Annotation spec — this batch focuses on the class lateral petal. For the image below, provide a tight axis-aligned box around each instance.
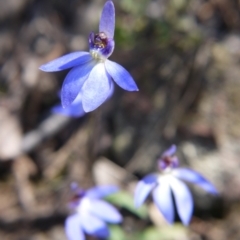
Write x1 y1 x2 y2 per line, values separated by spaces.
168 176 193 225
105 60 139 91
99 1 115 39
61 61 95 108
162 145 177 157
89 199 122 223
86 185 119 199
172 168 218 194
65 214 85 240
39 52 92 72
152 177 174 224
52 93 86 118
82 63 111 112
134 174 158 208
80 213 109 239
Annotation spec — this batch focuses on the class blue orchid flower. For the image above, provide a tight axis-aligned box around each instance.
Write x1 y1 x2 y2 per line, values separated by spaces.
134 145 218 225
40 0 138 113
65 183 122 240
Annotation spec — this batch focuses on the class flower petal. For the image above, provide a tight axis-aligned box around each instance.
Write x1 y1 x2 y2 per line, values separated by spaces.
134 174 158 208
52 93 86 118
65 214 85 240
168 176 193 225
82 63 111 112
162 145 177 157
89 199 122 223
52 104 85 118
86 185 119 199
172 168 218 194
39 52 92 72
99 1 115 39
105 60 139 91
80 213 109 238
152 177 174 224
61 61 95 108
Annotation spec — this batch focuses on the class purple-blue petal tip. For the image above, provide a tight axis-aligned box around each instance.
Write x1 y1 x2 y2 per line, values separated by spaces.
162 144 177 157
99 1 115 39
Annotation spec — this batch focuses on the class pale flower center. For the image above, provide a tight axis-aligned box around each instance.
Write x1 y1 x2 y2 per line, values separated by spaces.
76 197 91 215
90 49 106 62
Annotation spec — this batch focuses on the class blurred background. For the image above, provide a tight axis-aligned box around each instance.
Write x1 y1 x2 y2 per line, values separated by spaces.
1 0 240 239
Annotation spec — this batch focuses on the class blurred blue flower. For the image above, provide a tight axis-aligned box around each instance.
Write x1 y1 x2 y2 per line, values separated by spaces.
65 183 122 240
40 0 138 113
52 93 85 118
134 145 218 225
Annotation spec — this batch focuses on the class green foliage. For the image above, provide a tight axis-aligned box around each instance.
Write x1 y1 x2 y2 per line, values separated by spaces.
140 225 188 240
108 224 188 240
120 0 149 15
114 24 136 48
108 225 126 240
105 191 148 219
